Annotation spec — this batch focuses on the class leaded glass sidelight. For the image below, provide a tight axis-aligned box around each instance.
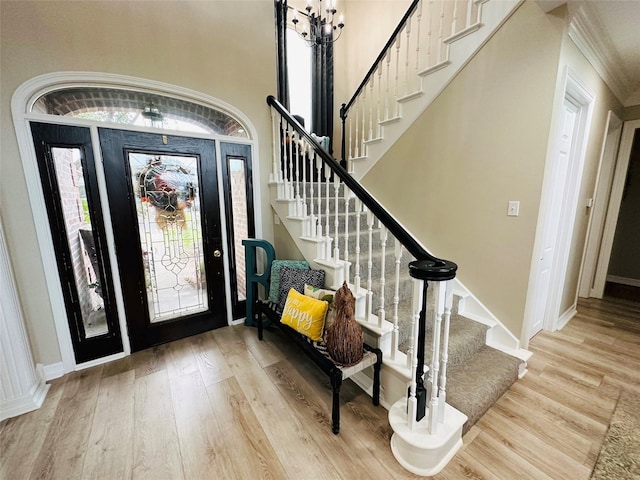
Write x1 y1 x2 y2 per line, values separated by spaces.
229 158 249 301
128 153 208 323
51 147 109 338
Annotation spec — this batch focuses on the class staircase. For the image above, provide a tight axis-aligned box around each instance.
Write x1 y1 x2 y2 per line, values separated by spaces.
276 182 522 434
266 0 530 474
340 0 523 180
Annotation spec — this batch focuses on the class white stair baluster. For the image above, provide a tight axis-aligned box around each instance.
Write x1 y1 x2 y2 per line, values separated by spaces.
293 132 301 215
333 179 340 262
316 154 323 240
354 98 360 158
282 122 290 200
301 141 308 219
408 304 420 431
415 0 423 75
343 187 351 283
466 0 473 29
368 77 374 141
309 151 316 237
354 198 362 292
451 0 459 36
361 88 367 154
325 167 332 259
437 0 446 65
391 241 403 361
376 65 382 138
270 110 278 183
428 281 444 434
394 33 401 117
427 0 434 69
348 112 353 168
378 225 388 327
385 50 392 121
404 16 412 96
366 209 374 321
438 279 453 422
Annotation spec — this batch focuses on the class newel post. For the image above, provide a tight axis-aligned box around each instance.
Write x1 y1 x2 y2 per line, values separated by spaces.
408 258 457 423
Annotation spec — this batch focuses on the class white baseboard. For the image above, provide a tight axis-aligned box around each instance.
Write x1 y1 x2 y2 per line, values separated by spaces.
76 352 126 371
42 362 65 381
0 376 50 421
606 275 640 287
556 306 578 331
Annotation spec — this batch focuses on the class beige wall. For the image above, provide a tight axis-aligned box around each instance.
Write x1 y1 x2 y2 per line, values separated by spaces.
333 0 410 154
0 1 277 366
361 1 566 339
622 104 640 121
557 36 624 315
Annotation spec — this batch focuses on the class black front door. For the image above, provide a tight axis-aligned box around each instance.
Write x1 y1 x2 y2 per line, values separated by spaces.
99 129 226 352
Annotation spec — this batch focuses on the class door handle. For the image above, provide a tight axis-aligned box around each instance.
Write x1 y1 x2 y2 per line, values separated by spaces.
213 249 222 258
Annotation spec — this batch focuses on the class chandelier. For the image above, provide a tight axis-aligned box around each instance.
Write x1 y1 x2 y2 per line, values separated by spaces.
291 0 345 46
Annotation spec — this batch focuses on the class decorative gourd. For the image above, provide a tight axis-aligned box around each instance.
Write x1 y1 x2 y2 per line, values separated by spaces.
324 282 363 366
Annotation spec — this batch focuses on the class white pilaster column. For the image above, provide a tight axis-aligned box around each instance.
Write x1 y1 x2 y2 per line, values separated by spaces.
0 217 49 420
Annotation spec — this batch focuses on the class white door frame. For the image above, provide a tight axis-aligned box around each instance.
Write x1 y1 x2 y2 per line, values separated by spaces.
577 111 623 298
11 72 261 376
522 66 594 344
590 119 640 297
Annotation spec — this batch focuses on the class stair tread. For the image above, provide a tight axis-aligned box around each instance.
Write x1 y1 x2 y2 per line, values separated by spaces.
446 345 521 433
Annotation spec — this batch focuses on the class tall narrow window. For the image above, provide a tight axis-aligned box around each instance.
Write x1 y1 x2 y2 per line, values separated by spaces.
221 143 254 319
287 28 312 130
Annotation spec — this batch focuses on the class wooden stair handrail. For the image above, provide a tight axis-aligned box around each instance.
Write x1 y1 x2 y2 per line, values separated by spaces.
267 94 457 282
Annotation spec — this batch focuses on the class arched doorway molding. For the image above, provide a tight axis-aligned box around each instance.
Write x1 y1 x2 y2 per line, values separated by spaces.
11 72 262 375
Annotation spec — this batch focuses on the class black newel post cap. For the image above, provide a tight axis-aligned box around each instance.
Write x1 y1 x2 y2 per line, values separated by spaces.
408 259 457 281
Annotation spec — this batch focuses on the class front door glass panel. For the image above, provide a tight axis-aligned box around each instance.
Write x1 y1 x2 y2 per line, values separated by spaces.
128 153 208 323
51 147 109 338
228 158 248 302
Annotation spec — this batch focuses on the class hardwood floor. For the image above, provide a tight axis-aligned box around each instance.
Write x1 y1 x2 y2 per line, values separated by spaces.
1 296 638 479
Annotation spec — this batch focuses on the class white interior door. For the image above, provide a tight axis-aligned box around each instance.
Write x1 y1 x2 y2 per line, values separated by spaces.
591 120 640 297
578 111 623 298
529 99 579 337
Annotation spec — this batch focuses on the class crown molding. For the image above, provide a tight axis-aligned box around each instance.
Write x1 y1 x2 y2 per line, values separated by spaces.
567 2 633 106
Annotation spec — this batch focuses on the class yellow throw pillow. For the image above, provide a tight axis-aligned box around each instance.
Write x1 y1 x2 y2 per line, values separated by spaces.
280 288 328 342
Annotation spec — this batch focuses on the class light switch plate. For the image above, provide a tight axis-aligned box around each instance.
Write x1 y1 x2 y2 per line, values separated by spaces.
508 201 520 216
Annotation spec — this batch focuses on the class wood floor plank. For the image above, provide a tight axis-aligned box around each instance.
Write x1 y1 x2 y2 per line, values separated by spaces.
0 378 66 479
478 408 592 479
464 431 554 480
237 324 285 368
508 381 608 437
81 370 135 480
2 297 638 480
28 367 103 479
206 376 291 479
266 358 393 480
170 370 235 479
133 369 184 480
189 331 233 387
220 328 342 479
488 391 592 465
164 336 199 380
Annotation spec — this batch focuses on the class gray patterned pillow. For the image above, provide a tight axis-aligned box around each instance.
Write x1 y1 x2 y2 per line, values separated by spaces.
268 260 309 303
277 266 325 313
